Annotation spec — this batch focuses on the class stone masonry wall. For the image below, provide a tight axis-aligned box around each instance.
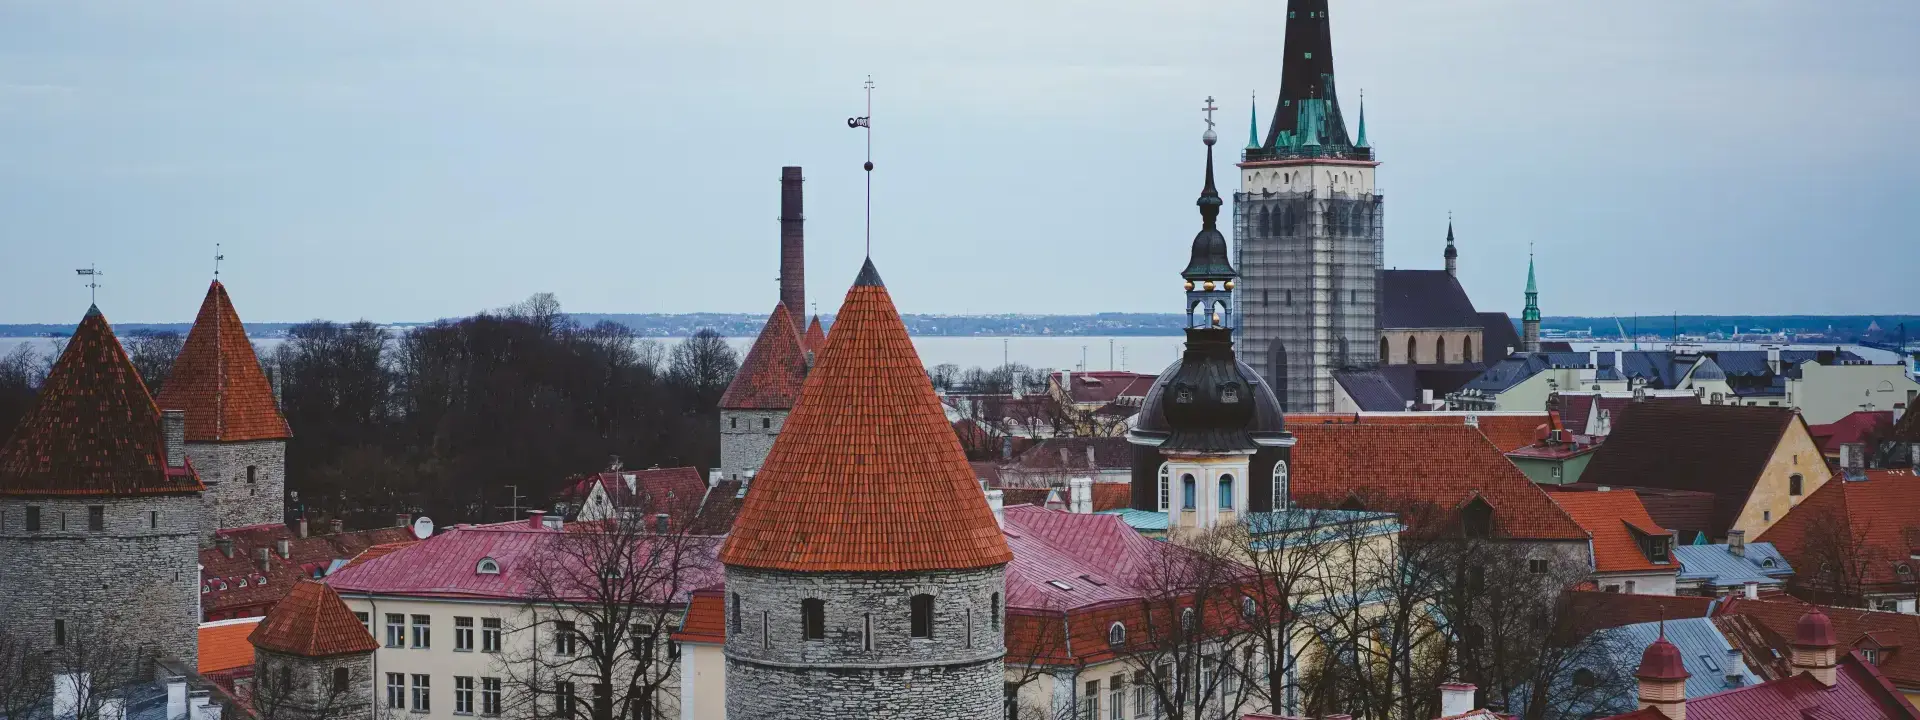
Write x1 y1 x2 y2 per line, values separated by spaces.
725 566 1007 720
187 439 286 536
254 648 374 720
718 410 786 481
0 493 202 669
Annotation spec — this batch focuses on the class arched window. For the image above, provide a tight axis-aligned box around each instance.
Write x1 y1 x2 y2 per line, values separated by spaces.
801 598 825 641
1789 474 1804 496
1379 336 1391 365
1272 461 1290 511
1259 207 1273 237
1218 474 1235 509
1463 337 1474 364
910 594 935 638
1437 336 1447 364
1182 474 1198 510
1180 608 1197 633
1108 623 1127 647
1157 463 1172 512
1241 596 1258 620
1269 343 1289 407
1407 336 1419 365
476 558 501 575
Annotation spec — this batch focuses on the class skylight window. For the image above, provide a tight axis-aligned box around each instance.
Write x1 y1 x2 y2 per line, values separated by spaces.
1046 580 1074 591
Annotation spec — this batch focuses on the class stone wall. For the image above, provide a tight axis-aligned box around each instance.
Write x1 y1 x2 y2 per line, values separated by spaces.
0 493 202 669
186 439 286 535
253 648 373 720
718 410 786 480
724 566 1007 720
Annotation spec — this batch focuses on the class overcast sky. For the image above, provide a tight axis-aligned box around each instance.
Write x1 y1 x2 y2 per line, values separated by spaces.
2 1 1915 324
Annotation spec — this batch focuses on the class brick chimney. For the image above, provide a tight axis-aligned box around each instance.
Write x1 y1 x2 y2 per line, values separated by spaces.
527 510 547 530
162 410 186 468
296 516 308 539
1727 530 1745 557
1438 682 1476 718
1791 607 1838 687
779 166 806 332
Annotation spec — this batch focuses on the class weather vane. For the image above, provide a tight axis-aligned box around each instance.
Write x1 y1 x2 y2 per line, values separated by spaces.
214 243 225 278
76 265 104 305
847 76 875 256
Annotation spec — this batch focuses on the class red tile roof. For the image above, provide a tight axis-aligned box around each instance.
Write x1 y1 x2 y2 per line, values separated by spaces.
718 304 810 410
803 315 827 354
1757 469 1920 592
1603 652 1920 719
154 281 291 443
1715 596 1920 690
1563 589 1717 636
326 522 722 603
1091 483 1131 512
1053 371 1158 406
248 580 379 657
1581 403 1802 540
1287 423 1587 540
1558 484 1721 545
718 262 1012 573
1547 490 1673 573
0 306 203 496
565 467 708 518
201 523 417 618
1007 437 1133 472
672 588 728 644
199 618 263 674
1286 412 1553 453
1807 411 1896 456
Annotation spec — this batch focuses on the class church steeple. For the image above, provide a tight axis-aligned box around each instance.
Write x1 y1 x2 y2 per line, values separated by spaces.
1444 219 1458 277
1183 98 1236 330
1257 0 1355 154
1522 250 1542 352
1247 93 1261 150
1355 90 1369 148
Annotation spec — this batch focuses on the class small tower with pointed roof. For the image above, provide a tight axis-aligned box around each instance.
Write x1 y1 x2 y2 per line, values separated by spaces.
156 280 292 536
247 580 378 720
1634 619 1690 718
1522 252 1542 353
718 303 811 480
718 259 1012 720
1790 606 1838 687
0 305 205 669
1444 220 1458 277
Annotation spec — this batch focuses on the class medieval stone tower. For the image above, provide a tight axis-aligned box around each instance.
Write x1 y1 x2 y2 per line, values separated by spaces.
718 260 1013 720
1235 0 1383 412
718 169 815 480
155 280 291 535
248 580 378 720
0 305 203 668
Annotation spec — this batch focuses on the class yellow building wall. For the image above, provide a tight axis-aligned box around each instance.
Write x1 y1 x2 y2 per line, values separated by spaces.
1729 418 1831 539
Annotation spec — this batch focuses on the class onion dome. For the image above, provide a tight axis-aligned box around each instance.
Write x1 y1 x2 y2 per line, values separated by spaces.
1131 329 1287 453
1636 623 1690 682
155 280 291 442
1795 606 1837 648
718 259 1012 573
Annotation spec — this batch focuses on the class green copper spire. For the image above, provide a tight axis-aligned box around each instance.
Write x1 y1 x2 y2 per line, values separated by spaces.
1248 92 1260 149
1522 252 1541 323
1355 90 1369 148
1300 100 1321 147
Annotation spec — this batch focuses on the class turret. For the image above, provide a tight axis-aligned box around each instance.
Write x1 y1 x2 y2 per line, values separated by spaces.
1522 252 1542 352
1791 606 1838 687
1634 621 1689 719
1444 221 1458 277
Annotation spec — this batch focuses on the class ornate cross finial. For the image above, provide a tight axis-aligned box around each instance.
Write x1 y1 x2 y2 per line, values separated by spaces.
214 243 225 278
76 265 104 305
1202 96 1218 130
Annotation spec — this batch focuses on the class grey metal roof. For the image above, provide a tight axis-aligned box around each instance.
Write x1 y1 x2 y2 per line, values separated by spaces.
1673 542 1794 588
1379 270 1481 329
1336 369 1412 411
1478 312 1521 360
1614 617 1763 699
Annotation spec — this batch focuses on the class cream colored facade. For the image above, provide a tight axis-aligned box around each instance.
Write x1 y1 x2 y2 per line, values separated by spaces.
1379 328 1485 366
1727 416 1831 539
676 639 725 720
1779 362 1920 425
335 593 683 720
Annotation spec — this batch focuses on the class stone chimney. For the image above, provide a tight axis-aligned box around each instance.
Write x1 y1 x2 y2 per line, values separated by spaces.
255 547 271 573
275 538 291 559
296 516 308 539
1727 530 1745 557
1635 624 1690 720
1791 607 1838 687
527 510 547 530
1438 682 1476 718
1840 443 1867 481
162 410 186 468
986 490 1004 528
1068 478 1093 514
215 535 234 558
779 166 806 331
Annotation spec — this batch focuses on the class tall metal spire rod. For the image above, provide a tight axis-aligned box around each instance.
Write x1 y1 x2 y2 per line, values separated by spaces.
76 265 104 305
847 76 875 257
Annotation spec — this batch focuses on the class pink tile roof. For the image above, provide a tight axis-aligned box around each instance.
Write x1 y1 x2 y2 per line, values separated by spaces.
1807 411 1896 455
1602 652 1920 719
326 522 721 603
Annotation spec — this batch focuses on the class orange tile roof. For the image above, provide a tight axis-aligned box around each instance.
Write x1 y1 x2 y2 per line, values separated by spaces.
199 618 263 674
1546 490 1673 573
248 580 379 657
0 306 203 496
1758 469 1920 590
1287 423 1587 540
155 281 290 442
803 315 827 354
718 304 810 410
672 589 727 644
718 260 1013 572
1287 412 1553 452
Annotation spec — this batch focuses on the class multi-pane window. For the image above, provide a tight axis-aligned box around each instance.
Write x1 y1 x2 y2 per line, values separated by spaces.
386 614 405 648
1156 463 1171 511
481 678 503 716
411 615 431 648
554 681 577 717
386 673 405 709
355 612 372 636
631 624 655 665
554 621 577 656
455 617 474 651
1108 675 1125 720
482 618 502 653
455 676 474 715
1081 680 1100 720
411 674 431 712
1133 670 1151 719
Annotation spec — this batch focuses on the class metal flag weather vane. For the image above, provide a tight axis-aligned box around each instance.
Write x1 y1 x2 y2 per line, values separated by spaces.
214 243 225 278
847 76 874 256
76 265 103 305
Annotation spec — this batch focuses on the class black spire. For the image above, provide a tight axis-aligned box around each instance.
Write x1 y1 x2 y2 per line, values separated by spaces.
1264 0 1353 149
1181 135 1236 281
1444 221 1458 260
853 257 884 287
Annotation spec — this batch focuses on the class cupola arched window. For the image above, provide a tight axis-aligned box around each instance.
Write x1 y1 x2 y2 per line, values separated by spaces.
1157 463 1172 512
1272 461 1290 511
1182 474 1197 510
909 594 935 639
1218 474 1235 510
1175 384 1194 404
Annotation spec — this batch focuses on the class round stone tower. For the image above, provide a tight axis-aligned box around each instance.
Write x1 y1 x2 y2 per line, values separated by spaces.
718 260 1013 720
0 306 204 669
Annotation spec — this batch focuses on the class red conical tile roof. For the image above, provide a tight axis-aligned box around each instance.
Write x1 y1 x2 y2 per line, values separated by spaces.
719 260 1012 573
249 580 378 657
803 315 827 353
155 281 290 442
718 303 809 411
0 307 203 495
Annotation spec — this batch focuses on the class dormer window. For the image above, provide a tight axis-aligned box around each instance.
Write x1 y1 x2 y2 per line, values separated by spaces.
476 558 501 575
1220 383 1241 403
1175 384 1194 404
1107 623 1127 647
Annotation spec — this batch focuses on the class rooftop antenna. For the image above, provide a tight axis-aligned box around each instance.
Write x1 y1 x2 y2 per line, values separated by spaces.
847 76 875 257
213 243 224 278
76 265 103 305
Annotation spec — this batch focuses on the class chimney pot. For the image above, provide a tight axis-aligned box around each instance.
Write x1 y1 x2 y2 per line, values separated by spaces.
166 677 188 720
255 547 271 572
162 410 187 468
1728 530 1745 557
296 517 308 539
1744 581 1759 600
395 513 410 529
275 538 291 559
216 536 235 559
1438 682 1476 718
527 510 547 530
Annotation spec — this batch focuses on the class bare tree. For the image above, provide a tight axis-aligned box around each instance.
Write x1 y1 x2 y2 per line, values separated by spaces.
1110 526 1264 720
247 654 360 720
1000 603 1074 720
0 628 52 720
667 329 738 409
0 619 147 720
123 330 185 392
0 342 43 439
497 506 722 720
1796 504 1880 607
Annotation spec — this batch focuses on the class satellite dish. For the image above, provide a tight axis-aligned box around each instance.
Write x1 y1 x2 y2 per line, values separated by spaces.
412 516 435 540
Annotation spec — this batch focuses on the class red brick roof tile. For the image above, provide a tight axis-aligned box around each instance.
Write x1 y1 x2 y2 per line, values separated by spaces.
154 281 291 442
1287 423 1587 540
672 589 727 644
803 315 827 354
1581 403 1801 539
0 306 203 495
718 304 810 410
1287 412 1553 453
199 618 263 674
248 580 378 657
1715 596 1920 690
718 261 1013 572
1547 490 1673 573
1757 469 1920 591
